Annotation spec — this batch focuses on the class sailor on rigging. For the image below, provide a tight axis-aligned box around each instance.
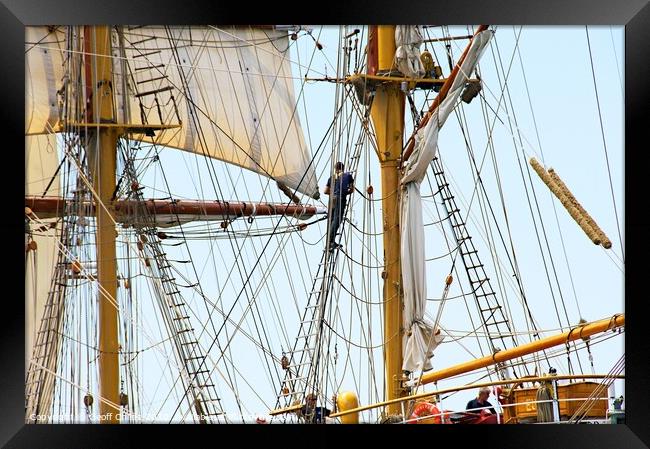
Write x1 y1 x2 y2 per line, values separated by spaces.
324 161 354 251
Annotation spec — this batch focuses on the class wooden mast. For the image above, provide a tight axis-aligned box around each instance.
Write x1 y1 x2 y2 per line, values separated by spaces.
86 25 120 423
368 25 407 416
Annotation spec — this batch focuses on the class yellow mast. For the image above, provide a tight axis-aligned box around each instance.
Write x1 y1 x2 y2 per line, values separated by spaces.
368 25 406 415
418 314 624 385
87 26 120 423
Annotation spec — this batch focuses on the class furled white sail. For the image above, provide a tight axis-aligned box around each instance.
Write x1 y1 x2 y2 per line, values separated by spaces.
25 26 319 199
395 26 425 78
400 30 493 373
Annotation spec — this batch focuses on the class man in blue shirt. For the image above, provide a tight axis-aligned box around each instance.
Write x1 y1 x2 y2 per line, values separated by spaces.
466 387 497 414
300 393 331 424
324 161 354 251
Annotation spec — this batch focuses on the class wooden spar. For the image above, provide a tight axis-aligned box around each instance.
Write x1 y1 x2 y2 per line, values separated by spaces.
87 26 121 423
529 158 603 246
416 314 624 386
401 25 489 163
547 167 612 249
369 25 406 415
25 196 326 221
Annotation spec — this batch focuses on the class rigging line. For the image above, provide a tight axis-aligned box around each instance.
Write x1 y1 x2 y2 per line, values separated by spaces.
436 35 557 332
323 320 400 350
125 154 244 408
165 28 280 401
332 272 387 306
602 248 624 273
454 100 518 354
25 26 63 53
208 25 332 78
165 28 340 400
491 35 581 372
51 328 175 356
33 42 311 82
165 181 327 421
608 27 624 94
336 246 385 270
25 218 207 409
513 27 583 321
585 26 624 262
423 166 488 361
123 35 303 191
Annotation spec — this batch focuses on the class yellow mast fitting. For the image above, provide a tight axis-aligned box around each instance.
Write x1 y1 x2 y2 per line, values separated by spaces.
547 168 612 249
336 391 360 424
529 158 601 245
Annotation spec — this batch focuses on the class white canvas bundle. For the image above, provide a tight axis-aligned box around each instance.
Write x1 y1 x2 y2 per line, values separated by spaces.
395 26 425 78
400 30 493 373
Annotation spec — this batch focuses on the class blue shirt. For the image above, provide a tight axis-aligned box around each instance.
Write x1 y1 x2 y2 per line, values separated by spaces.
466 398 496 414
301 405 331 424
326 172 354 197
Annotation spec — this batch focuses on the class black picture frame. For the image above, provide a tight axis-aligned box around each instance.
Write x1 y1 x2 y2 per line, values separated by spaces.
3 0 648 447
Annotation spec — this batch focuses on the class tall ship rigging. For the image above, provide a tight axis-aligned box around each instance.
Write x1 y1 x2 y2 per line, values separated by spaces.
24 24 625 424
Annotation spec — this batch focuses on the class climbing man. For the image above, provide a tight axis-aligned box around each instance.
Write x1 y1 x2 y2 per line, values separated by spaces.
324 161 354 251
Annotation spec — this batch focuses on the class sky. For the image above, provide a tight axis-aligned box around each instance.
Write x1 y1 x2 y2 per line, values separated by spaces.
29 25 625 423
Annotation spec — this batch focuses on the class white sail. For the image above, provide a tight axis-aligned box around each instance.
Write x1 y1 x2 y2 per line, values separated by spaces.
25 26 319 199
118 26 318 198
395 26 425 78
25 27 65 135
400 30 493 373
25 133 61 371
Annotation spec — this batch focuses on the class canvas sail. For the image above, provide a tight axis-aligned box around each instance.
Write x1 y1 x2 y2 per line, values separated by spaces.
400 30 493 373
25 26 319 199
25 134 62 371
